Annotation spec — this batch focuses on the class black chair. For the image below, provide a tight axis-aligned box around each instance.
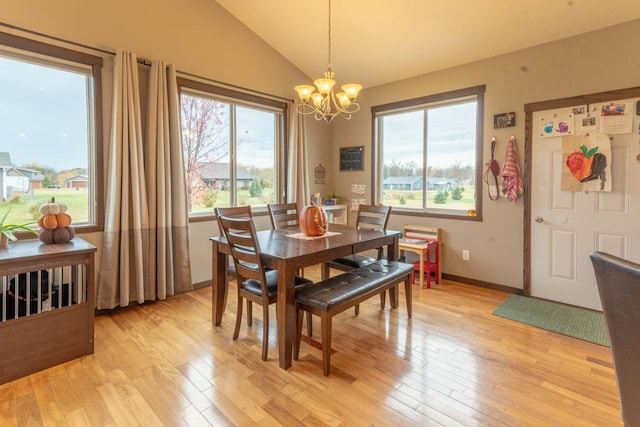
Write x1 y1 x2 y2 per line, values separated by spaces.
267 202 316 335
590 251 640 427
218 215 312 361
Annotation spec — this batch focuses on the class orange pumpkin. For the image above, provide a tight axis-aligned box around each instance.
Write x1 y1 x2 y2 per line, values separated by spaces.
299 205 329 237
38 215 55 230
56 213 72 228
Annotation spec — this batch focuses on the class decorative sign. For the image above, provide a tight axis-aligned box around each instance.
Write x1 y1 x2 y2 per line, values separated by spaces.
339 146 364 171
314 162 326 184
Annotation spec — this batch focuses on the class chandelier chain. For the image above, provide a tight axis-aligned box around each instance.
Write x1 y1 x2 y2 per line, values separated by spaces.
327 0 332 69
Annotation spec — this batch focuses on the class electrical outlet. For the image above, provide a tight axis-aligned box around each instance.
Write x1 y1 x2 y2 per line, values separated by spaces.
462 250 470 261
351 184 358 193
357 184 366 194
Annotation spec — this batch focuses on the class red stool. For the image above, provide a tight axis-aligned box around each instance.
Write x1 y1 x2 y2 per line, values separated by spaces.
411 240 439 288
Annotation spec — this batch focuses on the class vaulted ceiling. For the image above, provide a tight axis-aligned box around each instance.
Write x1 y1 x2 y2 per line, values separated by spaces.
216 0 640 89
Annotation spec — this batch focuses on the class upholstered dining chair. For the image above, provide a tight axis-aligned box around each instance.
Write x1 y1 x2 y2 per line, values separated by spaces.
218 215 313 361
214 206 254 310
322 204 391 314
267 202 300 229
590 251 640 427
267 202 319 335
323 204 391 276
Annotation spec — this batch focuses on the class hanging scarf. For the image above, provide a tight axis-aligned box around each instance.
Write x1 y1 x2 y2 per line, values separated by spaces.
501 136 524 202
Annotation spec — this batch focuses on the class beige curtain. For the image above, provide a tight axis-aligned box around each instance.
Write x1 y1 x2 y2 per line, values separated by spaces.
146 61 192 299
98 53 192 309
287 101 310 206
97 50 150 309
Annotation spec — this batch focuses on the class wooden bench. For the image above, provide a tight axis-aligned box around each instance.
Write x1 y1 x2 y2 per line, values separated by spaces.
294 259 414 376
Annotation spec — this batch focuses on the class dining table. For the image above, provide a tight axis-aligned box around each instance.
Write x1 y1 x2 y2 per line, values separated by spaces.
210 223 400 370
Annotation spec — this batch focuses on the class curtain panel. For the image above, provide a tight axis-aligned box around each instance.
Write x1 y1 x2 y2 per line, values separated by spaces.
97 52 192 310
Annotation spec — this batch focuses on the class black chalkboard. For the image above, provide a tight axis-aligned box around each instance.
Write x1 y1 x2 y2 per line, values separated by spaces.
339 146 364 171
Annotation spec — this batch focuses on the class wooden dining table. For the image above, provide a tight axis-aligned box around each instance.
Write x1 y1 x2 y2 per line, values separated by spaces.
210 223 400 370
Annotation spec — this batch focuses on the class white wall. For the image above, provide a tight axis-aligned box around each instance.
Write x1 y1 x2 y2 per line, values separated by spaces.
326 19 640 289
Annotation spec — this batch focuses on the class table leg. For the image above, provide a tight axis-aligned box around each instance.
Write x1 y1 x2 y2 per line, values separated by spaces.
212 240 228 326
277 261 296 370
418 250 425 289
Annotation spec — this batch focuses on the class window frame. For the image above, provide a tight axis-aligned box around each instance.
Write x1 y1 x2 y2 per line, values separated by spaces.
372 85 485 221
0 31 104 235
176 77 288 222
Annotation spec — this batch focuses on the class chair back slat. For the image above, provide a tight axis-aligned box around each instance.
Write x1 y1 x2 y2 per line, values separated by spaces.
356 205 391 231
215 206 252 236
267 203 299 229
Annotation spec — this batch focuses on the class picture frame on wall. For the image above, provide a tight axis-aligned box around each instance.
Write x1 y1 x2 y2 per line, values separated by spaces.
494 112 516 129
339 146 364 171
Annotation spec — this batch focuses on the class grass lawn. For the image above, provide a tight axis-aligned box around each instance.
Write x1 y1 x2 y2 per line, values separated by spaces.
1 189 89 226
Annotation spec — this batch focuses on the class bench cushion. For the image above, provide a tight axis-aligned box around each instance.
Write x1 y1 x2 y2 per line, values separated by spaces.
296 260 414 311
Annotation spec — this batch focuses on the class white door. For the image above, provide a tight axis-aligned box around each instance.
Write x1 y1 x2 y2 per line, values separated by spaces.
530 101 640 310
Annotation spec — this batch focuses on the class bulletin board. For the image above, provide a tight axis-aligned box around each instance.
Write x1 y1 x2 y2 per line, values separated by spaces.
339 146 364 171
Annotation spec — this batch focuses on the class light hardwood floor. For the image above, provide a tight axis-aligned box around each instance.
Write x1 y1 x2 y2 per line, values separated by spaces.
0 266 621 426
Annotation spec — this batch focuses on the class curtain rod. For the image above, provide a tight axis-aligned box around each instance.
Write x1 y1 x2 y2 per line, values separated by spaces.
0 21 293 104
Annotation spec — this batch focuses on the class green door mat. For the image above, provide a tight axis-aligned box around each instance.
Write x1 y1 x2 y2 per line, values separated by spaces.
492 294 610 347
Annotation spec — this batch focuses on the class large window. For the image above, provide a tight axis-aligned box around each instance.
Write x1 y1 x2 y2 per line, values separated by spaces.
178 78 286 216
0 32 103 232
373 85 484 219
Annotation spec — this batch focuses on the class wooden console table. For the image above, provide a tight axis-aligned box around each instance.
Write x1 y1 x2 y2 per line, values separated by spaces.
0 237 96 384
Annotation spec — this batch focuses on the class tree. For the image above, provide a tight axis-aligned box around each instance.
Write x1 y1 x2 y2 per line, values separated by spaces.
181 94 230 211
249 179 262 197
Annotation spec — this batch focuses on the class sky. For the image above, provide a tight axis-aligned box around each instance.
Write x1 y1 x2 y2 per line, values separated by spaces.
381 101 477 170
0 55 90 171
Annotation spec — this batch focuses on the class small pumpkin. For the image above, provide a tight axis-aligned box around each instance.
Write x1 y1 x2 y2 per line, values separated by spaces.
38 214 58 230
55 213 72 228
38 226 75 244
299 205 329 237
39 197 68 216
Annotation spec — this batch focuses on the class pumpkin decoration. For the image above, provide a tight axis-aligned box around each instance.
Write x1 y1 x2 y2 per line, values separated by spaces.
299 205 329 237
38 226 76 244
39 197 68 216
37 198 75 244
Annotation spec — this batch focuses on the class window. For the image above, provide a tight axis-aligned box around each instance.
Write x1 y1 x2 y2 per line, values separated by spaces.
373 85 484 219
0 32 103 232
177 78 286 216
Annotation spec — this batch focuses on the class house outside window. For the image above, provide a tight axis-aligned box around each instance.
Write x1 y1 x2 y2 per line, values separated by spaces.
177 78 286 217
373 85 484 219
0 32 103 231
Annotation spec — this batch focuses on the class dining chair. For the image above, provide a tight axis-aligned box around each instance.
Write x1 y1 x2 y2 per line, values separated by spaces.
214 206 253 311
267 202 300 229
590 251 640 427
267 202 319 335
218 215 313 361
322 204 391 314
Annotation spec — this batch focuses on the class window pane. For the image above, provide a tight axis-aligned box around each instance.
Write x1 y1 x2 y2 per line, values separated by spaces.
426 101 476 212
180 83 283 215
236 106 276 207
381 111 424 208
374 86 483 218
180 92 231 213
0 55 91 226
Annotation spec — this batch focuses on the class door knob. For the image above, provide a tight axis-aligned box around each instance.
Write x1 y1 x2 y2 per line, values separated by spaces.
534 216 544 223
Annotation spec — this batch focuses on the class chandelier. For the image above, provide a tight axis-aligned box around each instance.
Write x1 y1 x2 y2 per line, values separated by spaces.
294 0 362 123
